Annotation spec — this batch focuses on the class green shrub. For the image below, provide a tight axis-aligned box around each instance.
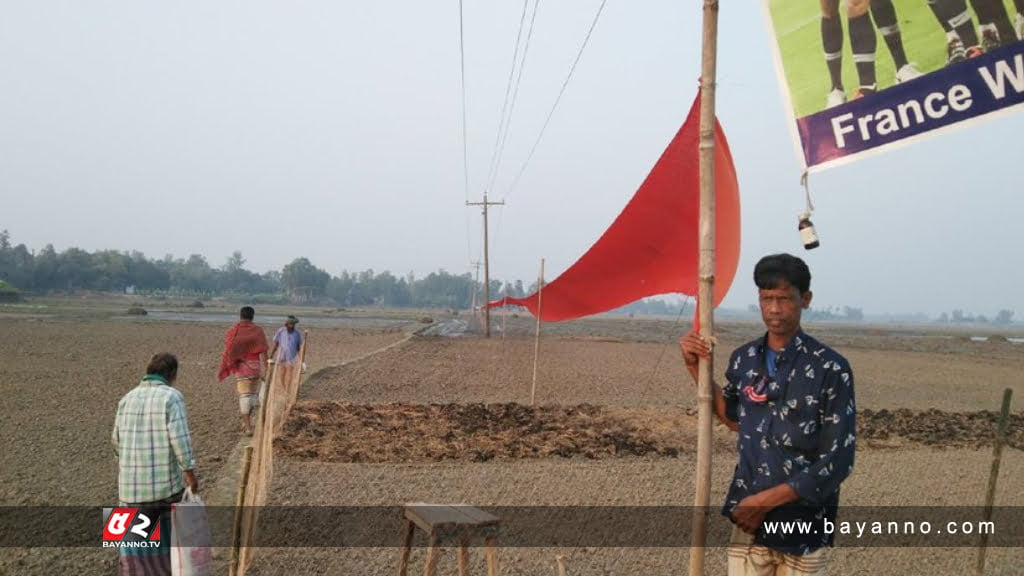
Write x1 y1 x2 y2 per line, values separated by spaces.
0 281 21 303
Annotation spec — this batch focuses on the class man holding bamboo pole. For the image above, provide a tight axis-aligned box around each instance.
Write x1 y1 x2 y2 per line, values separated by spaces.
680 253 856 575
268 315 303 393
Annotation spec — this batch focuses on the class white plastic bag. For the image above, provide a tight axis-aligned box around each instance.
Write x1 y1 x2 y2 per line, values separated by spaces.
171 487 213 576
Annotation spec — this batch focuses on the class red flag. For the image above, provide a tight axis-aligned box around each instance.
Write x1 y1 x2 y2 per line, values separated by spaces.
488 93 740 321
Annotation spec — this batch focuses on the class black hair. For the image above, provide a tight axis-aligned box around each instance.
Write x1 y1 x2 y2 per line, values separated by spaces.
753 253 811 295
146 353 179 381
240 306 255 320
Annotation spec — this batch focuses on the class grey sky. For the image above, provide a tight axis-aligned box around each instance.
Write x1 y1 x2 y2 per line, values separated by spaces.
2 1 1022 317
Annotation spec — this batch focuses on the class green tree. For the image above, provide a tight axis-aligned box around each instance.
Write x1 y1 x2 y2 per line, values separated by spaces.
170 254 215 293
373 271 411 306
0 231 35 289
33 244 59 290
3 243 34 289
91 250 133 291
57 247 95 290
220 251 265 293
130 251 170 290
281 257 330 301
225 251 246 272
0 280 20 302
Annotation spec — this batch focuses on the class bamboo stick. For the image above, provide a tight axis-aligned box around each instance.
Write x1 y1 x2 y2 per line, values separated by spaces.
240 363 276 573
229 445 254 576
690 0 720 573
502 286 507 340
259 361 275 434
293 329 309 407
975 388 1013 576
530 258 545 405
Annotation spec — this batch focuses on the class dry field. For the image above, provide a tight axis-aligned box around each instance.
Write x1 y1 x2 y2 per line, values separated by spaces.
0 310 412 575
1 310 1023 575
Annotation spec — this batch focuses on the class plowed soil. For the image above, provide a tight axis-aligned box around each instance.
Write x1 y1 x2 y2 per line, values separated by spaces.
0 312 410 576
3 310 1024 576
275 402 1024 465
278 402 687 462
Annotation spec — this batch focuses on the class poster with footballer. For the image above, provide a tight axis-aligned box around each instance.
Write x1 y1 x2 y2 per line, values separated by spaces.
764 0 1024 170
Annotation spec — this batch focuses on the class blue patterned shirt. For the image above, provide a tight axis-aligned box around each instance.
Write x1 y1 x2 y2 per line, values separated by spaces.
722 330 856 554
112 376 195 504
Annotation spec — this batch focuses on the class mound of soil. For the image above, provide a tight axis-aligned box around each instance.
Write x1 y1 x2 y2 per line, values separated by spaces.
860 408 1023 450
277 403 1024 463
277 402 682 462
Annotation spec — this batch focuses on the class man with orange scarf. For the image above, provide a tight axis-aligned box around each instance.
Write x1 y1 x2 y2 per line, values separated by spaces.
217 306 269 435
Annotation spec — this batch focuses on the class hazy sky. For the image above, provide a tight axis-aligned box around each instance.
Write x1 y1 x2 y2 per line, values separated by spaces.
2 1 1022 317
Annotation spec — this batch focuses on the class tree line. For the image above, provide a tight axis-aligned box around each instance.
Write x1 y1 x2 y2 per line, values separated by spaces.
12 230 1009 322
937 309 1015 325
0 230 531 309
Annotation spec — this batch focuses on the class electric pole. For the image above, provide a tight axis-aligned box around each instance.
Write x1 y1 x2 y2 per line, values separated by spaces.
466 194 504 337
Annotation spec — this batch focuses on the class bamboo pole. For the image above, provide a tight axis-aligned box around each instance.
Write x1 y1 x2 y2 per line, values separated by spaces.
556 555 567 576
259 361 276 429
229 445 254 576
260 362 280 444
239 362 277 574
289 330 310 411
975 388 1013 576
530 258 545 405
502 285 508 340
690 0 720 574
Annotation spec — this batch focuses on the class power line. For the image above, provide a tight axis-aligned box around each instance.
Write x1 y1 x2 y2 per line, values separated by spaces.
483 0 531 195
490 0 604 272
459 0 474 264
484 0 542 269
458 0 470 205
486 0 542 196
504 0 608 201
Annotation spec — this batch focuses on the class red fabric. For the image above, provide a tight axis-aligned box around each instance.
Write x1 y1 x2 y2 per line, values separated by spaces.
216 321 269 382
487 93 740 322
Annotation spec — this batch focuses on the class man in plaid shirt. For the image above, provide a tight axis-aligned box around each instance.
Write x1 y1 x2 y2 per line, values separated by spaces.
112 353 198 576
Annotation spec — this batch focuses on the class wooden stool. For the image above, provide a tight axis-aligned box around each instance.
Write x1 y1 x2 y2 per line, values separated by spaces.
397 503 501 576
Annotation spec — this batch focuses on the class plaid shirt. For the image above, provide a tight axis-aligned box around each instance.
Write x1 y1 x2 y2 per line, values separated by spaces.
112 376 195 504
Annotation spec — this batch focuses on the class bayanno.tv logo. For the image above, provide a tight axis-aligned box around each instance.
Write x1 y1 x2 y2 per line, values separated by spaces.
101 508 163 549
